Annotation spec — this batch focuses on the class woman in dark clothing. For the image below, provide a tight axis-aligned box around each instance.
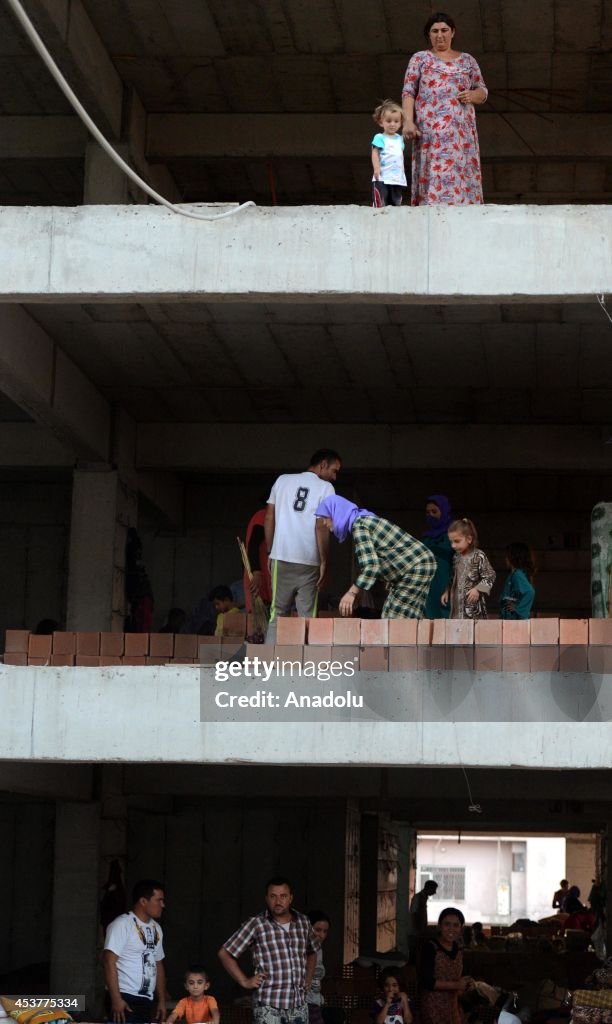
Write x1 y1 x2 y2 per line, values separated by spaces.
422 494 453 618
564 885 587 914
420 907 474 1024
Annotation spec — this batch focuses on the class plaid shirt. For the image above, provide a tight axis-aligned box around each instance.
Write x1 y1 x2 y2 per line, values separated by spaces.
353 515 433 591
223 909 316 1009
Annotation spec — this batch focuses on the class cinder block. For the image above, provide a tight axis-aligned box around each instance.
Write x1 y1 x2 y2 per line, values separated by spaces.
223 612 247 637
502 620 530 645
99 656 122 666
530 646 560 671
360 619 389 645
388 620 417 645
531 618 559 645
445 620 474 646
100 632 124 656
445 646 474 670
173 634 198 659
475 620 502 645
76 632 100 656
560 619 588 646
417 619 433 645
28 634 52 659
277 616 306 644
333 618 361 645
76 655 101 667
5 630 30 653
275 645 304 668
589 619 612 645
50 654 75 666
149 633 174 657
52 631 75 654
389 646 418 671
124 632 149 656
359 646 389 671
474 646 503 671
4 653 27 665
122 656 146 665
307 618 334 645
418 646 445 671
559 646 588 672
502 646 530 671
588 646 612 673
432 619 446 645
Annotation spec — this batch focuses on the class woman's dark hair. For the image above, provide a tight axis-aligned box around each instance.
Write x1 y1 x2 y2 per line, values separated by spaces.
506 542 535 578
424 12 456 39
438 906 465 926
568 885 580 897
308 909 331 926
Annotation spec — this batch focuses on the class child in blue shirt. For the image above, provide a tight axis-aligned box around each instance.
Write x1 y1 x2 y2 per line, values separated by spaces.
500 542 535 619
371 100 407 208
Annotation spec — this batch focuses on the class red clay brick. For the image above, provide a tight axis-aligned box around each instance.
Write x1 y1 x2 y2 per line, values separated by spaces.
530 646 560 671
277 617 306 644
223 612 247 637
50 654 75 666
432 619 446 645
475 620 502 645
220 638 244 658
28 634 52 659
28 657 47 666
307 618 334 645
418 646 445 671
100 632 124 656
361 619 389 645
502 646 530 671
99 656 121 666
359 646 389 671
388 620 418 645
173 634 198 659
76 655 101 667
124 633 149 656
333 618 361 645
4 652 27 665
149 633 174 658
445 646 474 670
145 656 167 665
173 658 197 664
198 642 222 665
445 620 474 646
589 619 612 645
275 645 304 666
588 646 612 672
474 646 502 671
246 643 274 661
560 619 588 646
389 646 418 671
417 619 433 645
331 646 360 670
5 629 30 653
559 646 588 672
122 656 146 665
75 632 100 656
306 645 332 665
530 618 560 645
52 631 76 654
502 620 530 645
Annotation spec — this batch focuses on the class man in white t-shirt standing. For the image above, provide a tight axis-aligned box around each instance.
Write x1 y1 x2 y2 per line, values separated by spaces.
265 449 342 642
103 879 167 1023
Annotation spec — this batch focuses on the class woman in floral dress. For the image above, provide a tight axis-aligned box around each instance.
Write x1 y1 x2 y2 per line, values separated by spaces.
420 907 474 1024
402 12 488 205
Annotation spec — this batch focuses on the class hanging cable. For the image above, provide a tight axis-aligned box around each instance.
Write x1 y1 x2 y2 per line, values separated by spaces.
597 295 612 327
6 0 255 222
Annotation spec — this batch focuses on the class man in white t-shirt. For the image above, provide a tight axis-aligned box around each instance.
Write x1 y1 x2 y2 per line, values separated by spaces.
265 449 342 641
103 879 167 1023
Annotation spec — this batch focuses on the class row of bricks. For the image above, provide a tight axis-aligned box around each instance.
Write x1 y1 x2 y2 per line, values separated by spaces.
3 631 242 659
246 644 611 673
3 639 246 667
276 617 604 646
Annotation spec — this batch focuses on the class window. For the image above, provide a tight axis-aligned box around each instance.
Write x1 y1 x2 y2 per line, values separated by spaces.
419 866 466 901
512 851 525 873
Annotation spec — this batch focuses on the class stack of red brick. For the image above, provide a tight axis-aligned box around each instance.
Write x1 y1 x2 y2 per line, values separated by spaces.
246 617 606 672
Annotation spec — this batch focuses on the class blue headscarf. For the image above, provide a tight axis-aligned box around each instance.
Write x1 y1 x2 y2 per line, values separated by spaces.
315 495 376 544
423 494 453 540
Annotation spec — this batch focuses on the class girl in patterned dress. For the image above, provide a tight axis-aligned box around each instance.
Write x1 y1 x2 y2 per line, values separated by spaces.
442 518 495 619
420 908 473 1024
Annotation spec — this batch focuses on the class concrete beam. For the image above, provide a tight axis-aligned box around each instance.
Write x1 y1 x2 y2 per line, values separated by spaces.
136 423 612 471
0 761 92 800
147 112 612 161
0 116 86 159
0 205 610 304
0 423 73 465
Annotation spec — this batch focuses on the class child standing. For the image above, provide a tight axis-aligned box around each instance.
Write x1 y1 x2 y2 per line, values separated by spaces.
167 966 220 1024
500 543 535 619
372 968 413 1024
443 518 496 619
306 910 330 1024
371 100 407 207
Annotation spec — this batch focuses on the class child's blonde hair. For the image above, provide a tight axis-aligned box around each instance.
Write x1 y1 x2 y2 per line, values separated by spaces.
372 99 404 126
448 517 478 549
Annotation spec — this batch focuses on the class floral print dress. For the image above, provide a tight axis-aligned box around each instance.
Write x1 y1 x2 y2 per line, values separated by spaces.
402 50 487 205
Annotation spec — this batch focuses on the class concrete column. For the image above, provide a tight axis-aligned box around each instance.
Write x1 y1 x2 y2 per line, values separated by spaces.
84 141 130 204
66 467 137 631
50 802 101 1017
396 822 416 954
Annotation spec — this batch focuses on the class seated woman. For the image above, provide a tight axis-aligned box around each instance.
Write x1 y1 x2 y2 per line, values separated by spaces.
419 907 473 1024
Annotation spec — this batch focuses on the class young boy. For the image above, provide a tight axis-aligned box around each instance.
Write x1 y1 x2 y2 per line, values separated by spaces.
167 966 220 1024
371 100 407 207
208 585 241 637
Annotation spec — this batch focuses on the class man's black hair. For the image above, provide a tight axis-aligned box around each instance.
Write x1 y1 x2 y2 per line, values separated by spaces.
309 449 342 467
265 875 293 892
208 584 234 602
132 879 165 904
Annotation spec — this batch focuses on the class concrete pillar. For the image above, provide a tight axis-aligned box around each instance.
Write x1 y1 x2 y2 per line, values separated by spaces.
84 142 130 204
66 467 137 631
50 802 101 1016
396 822 416 954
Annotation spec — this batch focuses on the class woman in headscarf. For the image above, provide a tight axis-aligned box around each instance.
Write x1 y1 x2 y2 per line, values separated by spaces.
422 495 454 619
315 495 435 619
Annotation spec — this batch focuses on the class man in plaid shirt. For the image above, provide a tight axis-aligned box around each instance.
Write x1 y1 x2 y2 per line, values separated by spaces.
218 877 318 1024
